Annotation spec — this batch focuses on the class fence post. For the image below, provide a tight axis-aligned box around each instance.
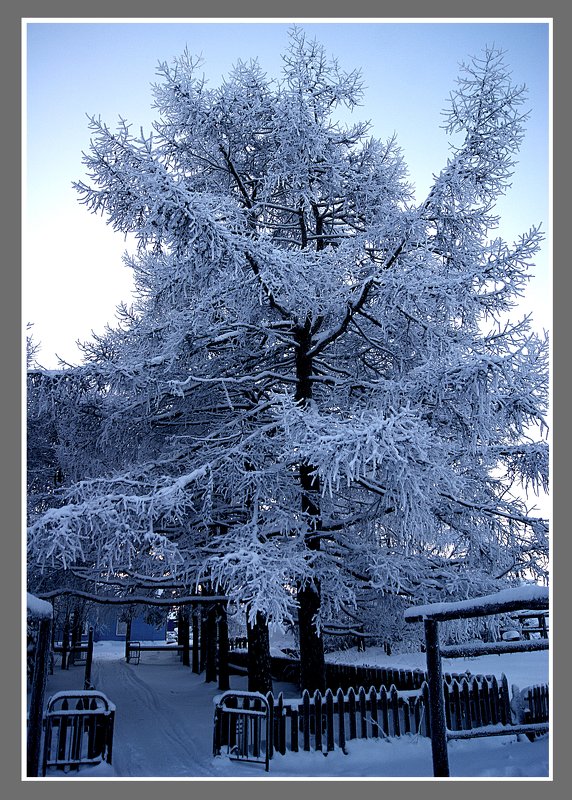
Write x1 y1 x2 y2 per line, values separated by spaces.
27 617 52 776
424 618 450 777
84 626 94 689
124 618 132 663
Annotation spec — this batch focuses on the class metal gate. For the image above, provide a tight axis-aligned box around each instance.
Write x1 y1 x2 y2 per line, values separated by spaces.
213 691 270 771
42 690 116 775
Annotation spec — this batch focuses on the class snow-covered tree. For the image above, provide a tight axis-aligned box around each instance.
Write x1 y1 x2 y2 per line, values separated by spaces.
27 30 548 693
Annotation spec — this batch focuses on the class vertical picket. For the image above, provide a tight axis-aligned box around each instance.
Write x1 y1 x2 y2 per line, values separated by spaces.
500 674 511 725
443 681 452 729
302 690 311 752
325 689 335 751
470 677 482 728
421 682 431 737
413 694 422 735
461 678 472 730
402 695 411 735
481 679 491 726
314 691 323 752
57 697 70 763
369 687 379 738
337 688 346 752
389 685 400 737
490 676 500 725
359 687 368 738
290 706 299 752
379 685 389 737
451 680 462 730
276 693 285 755
266 692 274 759
348 688 357 740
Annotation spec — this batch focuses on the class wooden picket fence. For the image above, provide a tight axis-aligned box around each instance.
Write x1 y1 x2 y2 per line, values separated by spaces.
522 684 549 725
227 647 473 693
214 672 540 758
443 673 511 731
325 663 428 694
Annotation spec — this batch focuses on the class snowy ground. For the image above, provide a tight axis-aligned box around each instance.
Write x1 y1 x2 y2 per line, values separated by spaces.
33 639 550 780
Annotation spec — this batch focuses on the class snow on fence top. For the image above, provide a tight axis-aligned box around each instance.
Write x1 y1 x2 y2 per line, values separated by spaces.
26 592 53 619
404 585 549 623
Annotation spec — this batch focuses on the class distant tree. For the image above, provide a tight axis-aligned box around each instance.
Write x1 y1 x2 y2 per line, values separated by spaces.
28 30 548 693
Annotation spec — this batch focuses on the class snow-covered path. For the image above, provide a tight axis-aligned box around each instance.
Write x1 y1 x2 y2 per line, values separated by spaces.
44 641 299 778
90 654 219 777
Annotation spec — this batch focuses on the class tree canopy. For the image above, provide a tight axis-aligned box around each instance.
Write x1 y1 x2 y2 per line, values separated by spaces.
27 29 549 691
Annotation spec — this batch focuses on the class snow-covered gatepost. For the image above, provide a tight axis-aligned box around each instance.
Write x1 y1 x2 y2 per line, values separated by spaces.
405 585 549 778
26 592 54 777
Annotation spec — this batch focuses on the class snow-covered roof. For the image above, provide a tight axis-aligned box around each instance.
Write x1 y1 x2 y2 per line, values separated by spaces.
404 585 549 623
26 592 53 619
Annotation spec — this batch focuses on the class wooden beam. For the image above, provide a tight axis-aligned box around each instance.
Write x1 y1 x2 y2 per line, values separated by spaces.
441 639 549 658
405 587 548 623
424 619 450 778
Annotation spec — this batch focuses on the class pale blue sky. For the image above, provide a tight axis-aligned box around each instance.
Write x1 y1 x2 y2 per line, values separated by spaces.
24 20 550 368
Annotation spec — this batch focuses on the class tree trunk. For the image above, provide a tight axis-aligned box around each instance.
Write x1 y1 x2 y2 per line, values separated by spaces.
294 326 326 694
61 617 70 670
297 579 325 693
205 603 218 683
178 608 190 666
246 611 273 694
71 606 83 666
84 626 94 689
217 604 230 691
192 610 200 673
200 609 207 673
